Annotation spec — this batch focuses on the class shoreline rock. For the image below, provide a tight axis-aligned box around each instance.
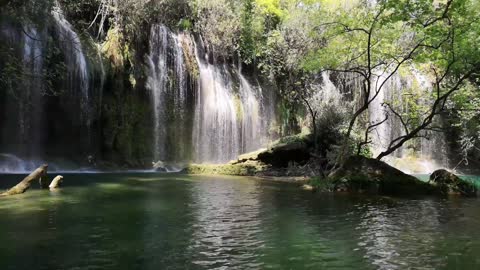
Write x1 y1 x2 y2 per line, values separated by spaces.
322 156 438 196
182 133 478 198
183 161 267 176
430 169 477 197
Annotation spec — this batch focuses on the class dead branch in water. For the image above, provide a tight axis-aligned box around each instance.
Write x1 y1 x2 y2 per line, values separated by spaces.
1 165 48 196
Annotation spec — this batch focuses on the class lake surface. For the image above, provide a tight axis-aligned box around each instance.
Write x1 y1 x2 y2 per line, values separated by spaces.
0 173 479 270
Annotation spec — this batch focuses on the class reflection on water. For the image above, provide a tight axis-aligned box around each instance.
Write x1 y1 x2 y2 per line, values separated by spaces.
357 200 444 270
188 178 263 269
0 173 479 269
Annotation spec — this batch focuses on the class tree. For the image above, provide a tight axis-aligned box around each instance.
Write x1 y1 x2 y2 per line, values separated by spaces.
303 0 480 163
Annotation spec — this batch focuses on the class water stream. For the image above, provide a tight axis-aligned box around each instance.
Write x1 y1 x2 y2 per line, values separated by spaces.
147 25 275 164
369 69 448 173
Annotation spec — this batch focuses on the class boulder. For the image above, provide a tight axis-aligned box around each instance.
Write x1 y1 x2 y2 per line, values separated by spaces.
328 156 437 196
430 169 477 197
231 133 312 168
257 141 310 167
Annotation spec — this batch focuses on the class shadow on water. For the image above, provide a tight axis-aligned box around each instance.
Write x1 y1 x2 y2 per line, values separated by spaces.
0 173 480 269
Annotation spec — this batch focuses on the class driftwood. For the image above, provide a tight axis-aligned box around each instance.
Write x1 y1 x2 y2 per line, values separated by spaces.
1 164 48 196
49 175 64 189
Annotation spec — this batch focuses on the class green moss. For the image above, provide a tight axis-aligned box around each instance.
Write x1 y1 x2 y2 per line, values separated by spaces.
233 94 244 121
308 176 334 192
102 87 152 167
180 36 199 78
271 132 312 147
177 18 193 31
184 162 267 176
102 27 126 70
328 156 440 196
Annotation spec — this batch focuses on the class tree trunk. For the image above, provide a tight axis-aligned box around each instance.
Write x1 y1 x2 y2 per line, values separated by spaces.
1 165 48 196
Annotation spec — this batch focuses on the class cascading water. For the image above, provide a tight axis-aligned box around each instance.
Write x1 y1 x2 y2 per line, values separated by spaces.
147 25 193 163
0 5 97 173
147 25 169 161
309 72 351 113
52 6 91 126
22 26 45 157
368 69 449 173
192 37 273 163
192 38 240 163
0 24 46 173
146 25 275 164
305 70 448 174
238 71 267 152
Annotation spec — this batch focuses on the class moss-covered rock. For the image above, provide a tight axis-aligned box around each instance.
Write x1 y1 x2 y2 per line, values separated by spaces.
430 169 477 197
102 27 127 71
232 133 312 167
327 156 438 196
183 161 267 176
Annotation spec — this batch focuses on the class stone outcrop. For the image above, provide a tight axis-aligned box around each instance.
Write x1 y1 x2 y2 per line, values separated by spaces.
430 169 477 197
184 134 312 176
183 161 267 176
231 134 312 167
326 156 437 196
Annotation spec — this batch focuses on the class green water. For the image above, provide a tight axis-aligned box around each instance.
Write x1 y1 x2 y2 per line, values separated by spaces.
1 173 480 270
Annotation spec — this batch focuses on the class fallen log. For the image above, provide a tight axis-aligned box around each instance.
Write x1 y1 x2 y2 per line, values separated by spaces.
1 164 48 196
49 175 64 189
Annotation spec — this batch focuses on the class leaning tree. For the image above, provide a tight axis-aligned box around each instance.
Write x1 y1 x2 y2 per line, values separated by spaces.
303 0 480 163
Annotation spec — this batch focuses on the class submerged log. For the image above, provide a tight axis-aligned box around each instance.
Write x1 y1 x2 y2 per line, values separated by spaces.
49 175 64 189
1 164 48 196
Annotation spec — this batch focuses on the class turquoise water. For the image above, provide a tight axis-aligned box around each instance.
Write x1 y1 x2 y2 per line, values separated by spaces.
0 173 480 269
415 174 480 188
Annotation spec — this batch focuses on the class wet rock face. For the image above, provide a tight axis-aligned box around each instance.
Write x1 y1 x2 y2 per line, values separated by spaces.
430 169 477 197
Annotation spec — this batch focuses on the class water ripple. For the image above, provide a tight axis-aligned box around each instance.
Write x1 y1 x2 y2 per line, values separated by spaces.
0 174 479 269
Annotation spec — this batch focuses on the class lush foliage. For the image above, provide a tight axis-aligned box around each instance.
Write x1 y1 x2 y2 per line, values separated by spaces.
1 0 480 166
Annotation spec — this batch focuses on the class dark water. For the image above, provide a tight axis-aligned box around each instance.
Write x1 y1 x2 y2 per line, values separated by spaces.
0 173 479 270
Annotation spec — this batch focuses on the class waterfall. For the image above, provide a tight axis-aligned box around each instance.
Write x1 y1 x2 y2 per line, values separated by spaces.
146 25 275 164
238 71 266 152
368 69 448 173
0 5 97 173
22 26 45 157
309 72 350 112
192 37 240 163
303 70 447 174
0 153 37 174
146 25 191 162
52 6 91 125
147 25 169 161
192 37 273 163
0 23 46 172
1 27 44 168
